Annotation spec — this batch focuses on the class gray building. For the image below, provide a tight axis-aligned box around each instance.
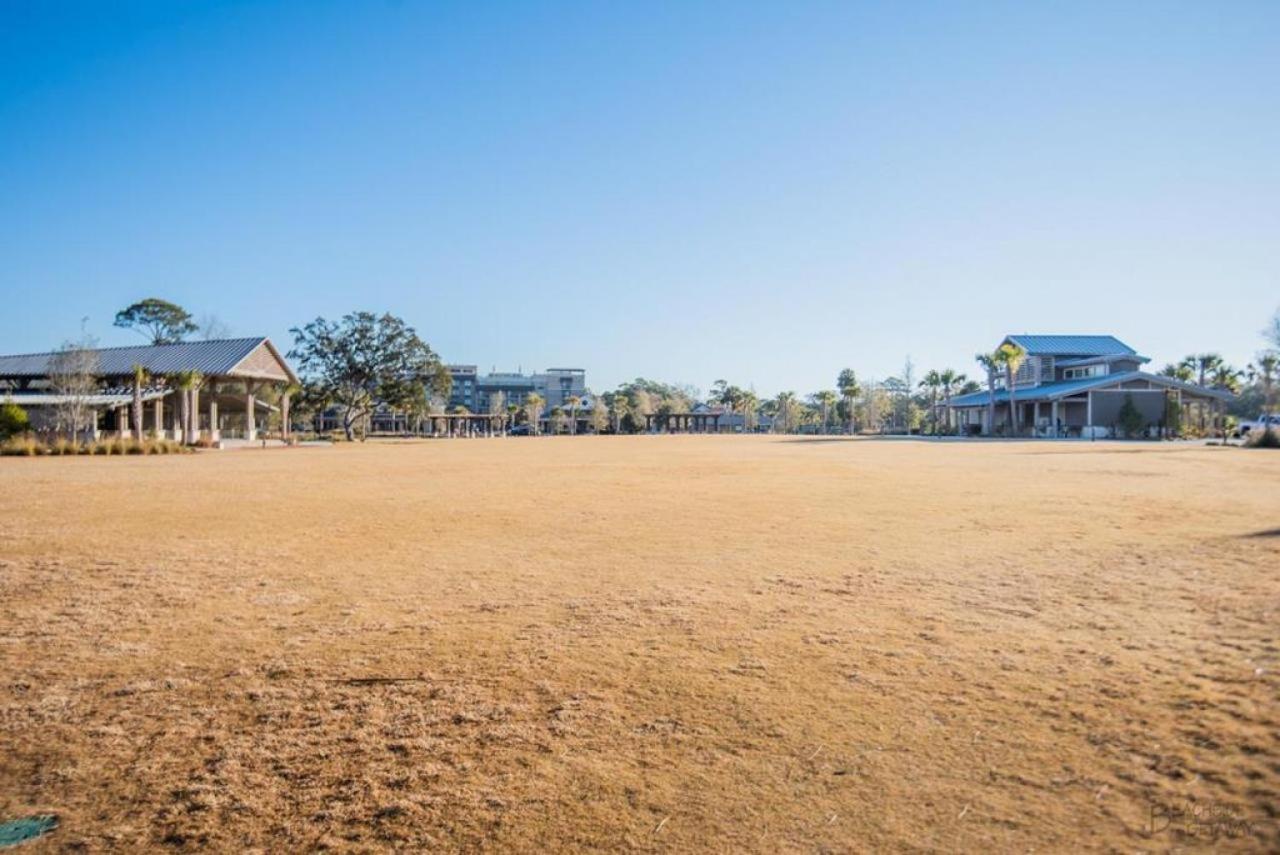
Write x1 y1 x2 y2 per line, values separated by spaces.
447 365 586 413
950 334 1233 438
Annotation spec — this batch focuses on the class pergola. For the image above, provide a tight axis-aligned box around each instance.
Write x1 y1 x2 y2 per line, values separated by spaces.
344 410 506 438
425 413 502 437
0 337 298 444
645 412 722 433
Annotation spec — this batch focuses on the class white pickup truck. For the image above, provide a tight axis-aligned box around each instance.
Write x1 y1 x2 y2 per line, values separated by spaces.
1236 413 1280 437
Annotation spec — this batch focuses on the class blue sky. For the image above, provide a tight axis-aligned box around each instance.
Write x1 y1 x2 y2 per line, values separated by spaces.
2 1 1277 396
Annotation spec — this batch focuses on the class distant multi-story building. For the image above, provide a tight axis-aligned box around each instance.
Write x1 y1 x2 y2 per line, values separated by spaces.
446 365 587 413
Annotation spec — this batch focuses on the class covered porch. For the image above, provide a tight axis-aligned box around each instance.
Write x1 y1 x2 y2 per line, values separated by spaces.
953 377 1232 439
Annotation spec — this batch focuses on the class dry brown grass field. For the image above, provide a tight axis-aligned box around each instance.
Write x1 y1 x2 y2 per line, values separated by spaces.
1 436 1277 852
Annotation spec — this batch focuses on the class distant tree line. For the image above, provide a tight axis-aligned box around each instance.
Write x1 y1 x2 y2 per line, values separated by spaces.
11 299 1279 446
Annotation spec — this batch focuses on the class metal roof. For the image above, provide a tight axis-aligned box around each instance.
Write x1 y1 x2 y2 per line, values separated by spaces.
0 338 297 383
1004 335 1136 356
950 371 1235 407
1055 354 1150 367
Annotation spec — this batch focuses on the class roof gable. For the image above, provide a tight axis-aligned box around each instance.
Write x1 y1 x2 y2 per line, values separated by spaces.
0 338 297 383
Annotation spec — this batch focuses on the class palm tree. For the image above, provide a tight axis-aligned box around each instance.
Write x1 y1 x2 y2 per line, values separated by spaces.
938 369 965 435
524 392 545 436
566 394 582 435
836 369 860 434
739 389 759 433
506 403 520 435
919 370 942 434
974 353 999 436
1182 353 1221 433
993 342 1026 435
813 390 837 434
1251 352 1278 436
1249 348 1280 440
172 370 203 444
1190 353 1223 388
130 363 149 440
774 391 798 433
1160 363 1195 383
1210 363 1242 394
603 394 622 434
714 385 742 433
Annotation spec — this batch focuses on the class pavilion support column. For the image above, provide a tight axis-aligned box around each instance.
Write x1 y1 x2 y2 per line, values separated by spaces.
245 381 258 442
152 397 164 439
188 385 200 444
1086 392 1094 437
1050 400 1059 438
208 382 221 443
281 389 292 441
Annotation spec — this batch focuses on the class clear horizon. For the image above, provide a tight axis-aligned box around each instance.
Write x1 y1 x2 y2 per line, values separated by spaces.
2 2 1277 398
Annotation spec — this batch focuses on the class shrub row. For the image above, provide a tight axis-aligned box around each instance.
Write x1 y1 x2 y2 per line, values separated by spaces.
0 436 191 456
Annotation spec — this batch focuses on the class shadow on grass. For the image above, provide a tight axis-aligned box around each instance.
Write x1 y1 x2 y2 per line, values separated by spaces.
778 437 864 444
1242 528 1280 539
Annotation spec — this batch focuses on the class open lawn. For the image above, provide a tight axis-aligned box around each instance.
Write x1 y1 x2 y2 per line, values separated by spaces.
1 437 1277 851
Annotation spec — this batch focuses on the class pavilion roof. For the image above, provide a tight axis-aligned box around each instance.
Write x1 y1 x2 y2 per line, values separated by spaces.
0 338 298 384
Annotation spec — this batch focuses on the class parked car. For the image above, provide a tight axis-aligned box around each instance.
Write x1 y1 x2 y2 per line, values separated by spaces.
1236 413 1280 437
509 424 533 436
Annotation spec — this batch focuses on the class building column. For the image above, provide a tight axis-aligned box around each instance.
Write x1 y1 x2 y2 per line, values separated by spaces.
152 397 164 439
245 381 258 442
208 383 221 443
1050 400 1059 438
1086 392 1094 436
281 389 291 441
188 385 200 444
